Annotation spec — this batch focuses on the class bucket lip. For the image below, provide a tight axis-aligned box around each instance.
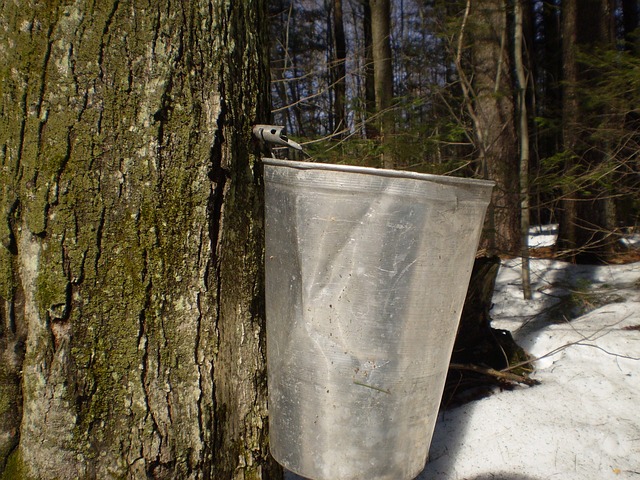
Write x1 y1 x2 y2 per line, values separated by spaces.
262 158 495 189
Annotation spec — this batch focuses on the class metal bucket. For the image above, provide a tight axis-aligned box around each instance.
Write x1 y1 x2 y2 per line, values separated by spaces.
263 158 494 480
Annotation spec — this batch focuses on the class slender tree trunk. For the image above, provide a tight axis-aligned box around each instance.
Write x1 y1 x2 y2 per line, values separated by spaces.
0 1 279 479
362 0 378 139
369 0 395 167
559 0 580 257
468 0 520 256
514 0 532 299
332 0 347 134
271 2 295 135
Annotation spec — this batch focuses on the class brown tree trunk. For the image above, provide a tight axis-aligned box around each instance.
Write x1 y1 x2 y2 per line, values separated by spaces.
558 0 616 262
558 0 581 259
369 0 395 167
332 0 347 134
362 0 378 139
445 256 533 407
0 1 279 479
469 0 520 256
514 0 532 299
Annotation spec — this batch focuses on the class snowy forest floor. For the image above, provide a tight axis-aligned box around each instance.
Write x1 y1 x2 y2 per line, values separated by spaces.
419 229 640 480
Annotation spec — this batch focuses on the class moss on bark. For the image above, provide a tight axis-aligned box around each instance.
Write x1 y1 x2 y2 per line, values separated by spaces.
1 1 278 478
0 448 33 480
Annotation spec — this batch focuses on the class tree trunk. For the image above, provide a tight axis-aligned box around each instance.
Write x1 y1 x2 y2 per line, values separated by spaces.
362 0 378 139
514 0 532 299
332 0 347 134
445 256 532 407
0 1 279 479
558 0 616 262
369 0 395 167
468 0 520 256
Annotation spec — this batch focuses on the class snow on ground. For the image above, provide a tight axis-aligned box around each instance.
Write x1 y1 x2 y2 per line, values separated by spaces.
419 257 640 480
528 223 559 248
285 229 640 479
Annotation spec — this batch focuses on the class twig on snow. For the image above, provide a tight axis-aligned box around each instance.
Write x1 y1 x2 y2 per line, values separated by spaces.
449 363 540 387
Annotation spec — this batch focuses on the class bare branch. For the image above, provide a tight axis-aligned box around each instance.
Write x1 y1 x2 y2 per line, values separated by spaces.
449 363 540 387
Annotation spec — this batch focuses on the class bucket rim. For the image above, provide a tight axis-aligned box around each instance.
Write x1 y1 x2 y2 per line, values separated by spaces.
262 158 495 189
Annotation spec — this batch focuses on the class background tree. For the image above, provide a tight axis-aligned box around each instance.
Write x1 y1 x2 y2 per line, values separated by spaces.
331 0 347 134
557 0 617 262
369 0 396 167
465 0 520 255
514 0 532 298
268 0 639 262
362 0 377 139
0 1 278 478
269 1 329 137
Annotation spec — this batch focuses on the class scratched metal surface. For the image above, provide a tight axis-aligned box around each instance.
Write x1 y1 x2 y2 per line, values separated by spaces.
263 159 493 480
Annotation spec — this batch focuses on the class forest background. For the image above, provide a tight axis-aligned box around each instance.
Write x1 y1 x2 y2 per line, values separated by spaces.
268 0 640 272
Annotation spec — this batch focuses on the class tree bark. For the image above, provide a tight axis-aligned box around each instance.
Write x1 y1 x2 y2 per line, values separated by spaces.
445 256 533 407
331 0 347 134
558 0 616 262
369 0 395 167
0 1 278 479
514 0 532 299
362 0 378 139
468 0 520 256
